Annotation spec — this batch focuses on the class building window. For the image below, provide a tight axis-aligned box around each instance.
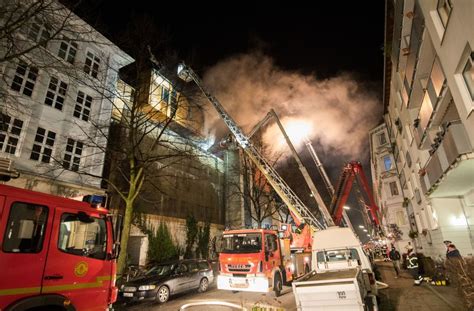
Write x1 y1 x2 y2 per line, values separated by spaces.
27 21 50 46
419 92 434 130
437 0 452 28
383 155 392 171
0 113 23 155
389 181 399 196
83 51 100 79
58 38 78 64
161 87 170 103
406 151 412 168
30 127 56 163
415 188 422 204
169 89 178 116
462 53 474 100
10 61 38 97
74 91 92 121
44 77 68 111
2 202 48 253
378 132 387 146
63 138 83 172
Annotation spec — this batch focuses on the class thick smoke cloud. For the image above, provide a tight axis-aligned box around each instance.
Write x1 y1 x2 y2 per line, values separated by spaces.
202 53 381 159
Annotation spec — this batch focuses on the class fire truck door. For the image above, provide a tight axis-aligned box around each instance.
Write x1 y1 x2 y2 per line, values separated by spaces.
42 206 111 311
264 233 279 273
0 199 52 305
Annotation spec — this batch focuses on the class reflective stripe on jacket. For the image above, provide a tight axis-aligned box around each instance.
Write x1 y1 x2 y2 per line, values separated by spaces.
407 254 418 269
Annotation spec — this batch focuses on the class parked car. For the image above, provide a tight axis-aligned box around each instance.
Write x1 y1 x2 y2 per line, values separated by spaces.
119 259 214 304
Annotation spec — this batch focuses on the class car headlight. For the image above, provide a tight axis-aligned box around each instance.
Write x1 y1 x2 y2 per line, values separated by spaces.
138 285 156 291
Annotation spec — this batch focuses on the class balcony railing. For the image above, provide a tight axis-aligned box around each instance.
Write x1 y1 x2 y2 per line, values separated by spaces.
420 122 472 193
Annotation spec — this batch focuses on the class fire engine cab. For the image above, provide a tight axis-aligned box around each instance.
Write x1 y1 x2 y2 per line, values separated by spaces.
0 166 118 311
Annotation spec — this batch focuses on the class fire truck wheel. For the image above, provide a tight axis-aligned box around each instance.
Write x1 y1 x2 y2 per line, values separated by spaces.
273 273 282 297
156 285 170 303
198 277 209 292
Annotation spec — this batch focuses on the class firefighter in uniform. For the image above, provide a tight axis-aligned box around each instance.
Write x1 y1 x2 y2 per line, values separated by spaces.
406 247 423 285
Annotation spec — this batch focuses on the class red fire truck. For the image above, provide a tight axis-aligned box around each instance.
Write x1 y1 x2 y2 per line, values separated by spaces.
0 182 119 311
217 223 312 297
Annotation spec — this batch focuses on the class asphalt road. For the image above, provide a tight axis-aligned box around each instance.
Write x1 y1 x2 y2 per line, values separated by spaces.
116 283 297 310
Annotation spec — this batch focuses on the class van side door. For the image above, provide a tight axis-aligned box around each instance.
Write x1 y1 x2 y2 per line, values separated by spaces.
0 199 52 308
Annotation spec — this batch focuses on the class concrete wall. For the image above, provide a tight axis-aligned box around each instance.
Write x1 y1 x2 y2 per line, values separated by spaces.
128 215 224 266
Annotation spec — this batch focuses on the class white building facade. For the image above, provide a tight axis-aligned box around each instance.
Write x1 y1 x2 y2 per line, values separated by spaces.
369 123 412 251
382 0 474 258
0 1 133 197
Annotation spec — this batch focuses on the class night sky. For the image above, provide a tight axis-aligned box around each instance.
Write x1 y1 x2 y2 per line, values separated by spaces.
74 1 385 83
72 1 386 236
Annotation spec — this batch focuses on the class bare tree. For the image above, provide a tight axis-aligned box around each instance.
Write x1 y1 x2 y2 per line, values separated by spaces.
227 143 282 228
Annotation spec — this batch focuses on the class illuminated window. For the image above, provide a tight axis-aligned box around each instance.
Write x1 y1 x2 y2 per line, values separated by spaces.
418 92 434 130
0 113 23 155
10 61 38 97
437 0 452 28
383 155 392 171
30 127 56 163
429 58 445 99
58 38 77 64
74 91 92 121
462 53 474 100
389 181 399 196
84 51 100 78
44 77 68 111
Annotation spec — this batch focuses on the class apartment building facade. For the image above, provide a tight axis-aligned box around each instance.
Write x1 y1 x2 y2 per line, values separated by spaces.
110 64 227 265
382 0 474 257
370 123 412 251
0 1 133 197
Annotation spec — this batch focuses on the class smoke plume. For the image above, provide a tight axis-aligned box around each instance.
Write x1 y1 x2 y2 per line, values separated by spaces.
202 53 381 159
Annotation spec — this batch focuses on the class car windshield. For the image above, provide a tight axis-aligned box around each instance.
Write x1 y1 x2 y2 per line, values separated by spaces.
144 263 175 276
221 233 262 254
317 248 360 263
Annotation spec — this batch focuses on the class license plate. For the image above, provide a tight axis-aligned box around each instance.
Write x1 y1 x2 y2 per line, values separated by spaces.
231 283 249 288
123 293 134 297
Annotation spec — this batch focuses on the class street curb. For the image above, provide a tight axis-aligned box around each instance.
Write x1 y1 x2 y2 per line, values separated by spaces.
422 283 457 311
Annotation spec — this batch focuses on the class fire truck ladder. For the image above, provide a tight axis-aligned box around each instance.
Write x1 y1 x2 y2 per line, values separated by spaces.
329 161 381 228
177 63 325 231
248 109 334 227
303 139 354 230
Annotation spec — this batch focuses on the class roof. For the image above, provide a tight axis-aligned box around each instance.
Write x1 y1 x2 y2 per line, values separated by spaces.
0 184 108 214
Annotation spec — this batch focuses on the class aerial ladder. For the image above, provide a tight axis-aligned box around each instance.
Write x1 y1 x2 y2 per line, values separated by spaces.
329 161 381 230
177 64 326 232
247 109 335 227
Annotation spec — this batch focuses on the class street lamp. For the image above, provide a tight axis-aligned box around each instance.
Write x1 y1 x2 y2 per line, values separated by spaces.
363 229 368 232
343 205 350 210
358 225 365 228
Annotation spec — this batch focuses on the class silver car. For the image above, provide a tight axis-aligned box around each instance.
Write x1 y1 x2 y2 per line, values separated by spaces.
119 259 214 304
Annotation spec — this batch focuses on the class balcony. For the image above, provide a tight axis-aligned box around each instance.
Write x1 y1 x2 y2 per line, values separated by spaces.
420 122 473 195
